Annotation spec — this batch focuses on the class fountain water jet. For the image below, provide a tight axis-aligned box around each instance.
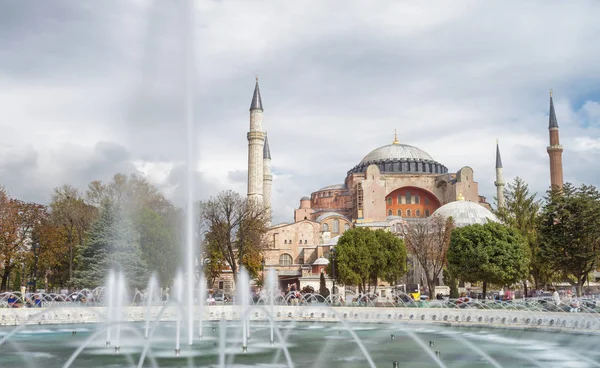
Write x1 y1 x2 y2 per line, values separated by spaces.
105 270 115 348
266 267 276 345
174 272 184 356
182 0 196 349
144 273 158 339
238 268 250 353
114 272 125 353
197 274 206 338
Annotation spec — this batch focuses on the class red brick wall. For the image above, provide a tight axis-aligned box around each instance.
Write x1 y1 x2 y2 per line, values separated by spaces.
385 186 441 218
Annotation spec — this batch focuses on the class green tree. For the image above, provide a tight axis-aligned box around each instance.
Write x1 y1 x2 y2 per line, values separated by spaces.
319 271 330 298
329 227 375 293
199 190 270 284
73 203 149 289
447 222 529 299
494 177 551 292
373 229 407 290
203 237 227 286
85 174 180 283
134 207 179 285
49 185 97 283
538 183 600 297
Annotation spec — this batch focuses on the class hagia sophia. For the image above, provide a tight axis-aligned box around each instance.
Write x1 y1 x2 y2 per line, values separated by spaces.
214 79 565 293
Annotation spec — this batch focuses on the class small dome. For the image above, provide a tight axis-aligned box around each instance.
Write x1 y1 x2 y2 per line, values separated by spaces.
301 196 310 201
432 200 499 227
315 212 349 223
328 235 341 245
313 257 330 266
360 144 434 164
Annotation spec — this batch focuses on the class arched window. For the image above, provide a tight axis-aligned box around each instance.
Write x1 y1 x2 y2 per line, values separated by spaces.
279 253 293 266
344 223 350 231
425 209 430 217
322 223 329 232
388 209 393 216
304 240 308 244
387 198 392 205
406 192 412 204
397 194 402 204
397 209 402 216
416 209 421 217
415 195 420 204
284 240 287 244
289 239 292 244
406 209 412 217
333 219 339 233
299 239 302 244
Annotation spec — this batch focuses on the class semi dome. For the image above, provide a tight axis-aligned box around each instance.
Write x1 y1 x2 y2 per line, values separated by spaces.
432 200 499 227
360 144 434 163
312 257 330 266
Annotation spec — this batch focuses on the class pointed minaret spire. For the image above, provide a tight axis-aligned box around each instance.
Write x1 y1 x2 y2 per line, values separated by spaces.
495 138 503 169
549 89 558 128
263 133 272 223
494 139 505 209
250 75 263 111
263 134 271 159
547 89 564 189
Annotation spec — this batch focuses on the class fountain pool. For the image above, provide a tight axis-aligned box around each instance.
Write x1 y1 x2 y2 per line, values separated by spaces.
2 320 599 368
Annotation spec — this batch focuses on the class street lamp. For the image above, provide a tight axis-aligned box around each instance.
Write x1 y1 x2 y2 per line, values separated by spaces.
31 241 40 293
330 247 336 305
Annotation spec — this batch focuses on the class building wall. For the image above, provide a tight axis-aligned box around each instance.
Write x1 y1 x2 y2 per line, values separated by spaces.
385 186 441 218
310 189 352 219
265 220 320 266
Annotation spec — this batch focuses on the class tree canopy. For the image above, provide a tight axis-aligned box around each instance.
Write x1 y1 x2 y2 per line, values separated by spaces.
403 215 454 298
73 202 149 289
447 221 529 298
199 190 269 283
538 183 600 296
329 227 406 293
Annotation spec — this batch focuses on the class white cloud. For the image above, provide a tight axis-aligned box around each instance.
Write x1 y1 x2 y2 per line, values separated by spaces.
1 1 600 223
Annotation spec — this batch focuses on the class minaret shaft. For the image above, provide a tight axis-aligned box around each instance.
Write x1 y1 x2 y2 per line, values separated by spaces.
494 141 505 209
547 91 564 189
247 80 265 204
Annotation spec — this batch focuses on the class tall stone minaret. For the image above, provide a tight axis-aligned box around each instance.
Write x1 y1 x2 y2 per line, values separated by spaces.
263 134 272 218
247 77 265 204
547 89 564 189
494 139 505 209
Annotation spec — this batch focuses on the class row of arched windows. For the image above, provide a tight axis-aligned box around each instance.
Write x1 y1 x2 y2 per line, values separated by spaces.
322 220 350 233
284 239 308 244
387 209 430 217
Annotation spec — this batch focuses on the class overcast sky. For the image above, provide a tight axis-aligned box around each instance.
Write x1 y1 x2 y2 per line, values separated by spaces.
1 0 600 224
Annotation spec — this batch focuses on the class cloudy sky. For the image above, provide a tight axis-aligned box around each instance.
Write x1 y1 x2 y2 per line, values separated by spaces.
1 0 600 224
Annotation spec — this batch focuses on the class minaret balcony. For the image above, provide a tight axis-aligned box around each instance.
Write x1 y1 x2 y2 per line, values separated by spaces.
546 144 563 152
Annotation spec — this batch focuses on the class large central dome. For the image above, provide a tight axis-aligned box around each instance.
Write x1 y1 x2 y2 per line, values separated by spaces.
347 140 448 176
360 143 434 164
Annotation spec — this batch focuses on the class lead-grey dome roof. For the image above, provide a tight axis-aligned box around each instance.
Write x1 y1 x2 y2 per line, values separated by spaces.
360 144 434 163
432 200 499 227
348 142 447 176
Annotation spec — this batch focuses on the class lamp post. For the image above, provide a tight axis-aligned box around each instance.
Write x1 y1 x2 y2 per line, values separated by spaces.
330 247 336 305
32 241 40 293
